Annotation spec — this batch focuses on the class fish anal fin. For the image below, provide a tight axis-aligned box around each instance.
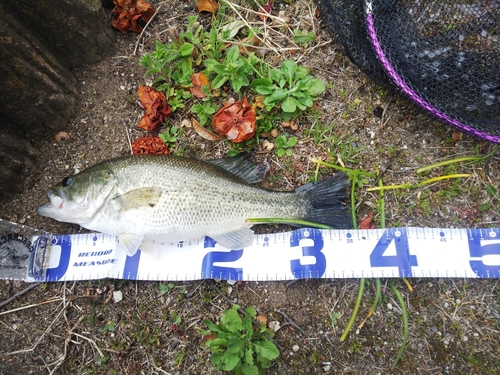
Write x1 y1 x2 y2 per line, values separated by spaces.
118 233 144 257
210 228 255 249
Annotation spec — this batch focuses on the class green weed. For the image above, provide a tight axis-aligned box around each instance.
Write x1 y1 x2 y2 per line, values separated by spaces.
203 305 279 374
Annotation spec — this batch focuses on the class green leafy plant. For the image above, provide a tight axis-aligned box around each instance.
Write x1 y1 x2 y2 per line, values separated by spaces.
274 135 297 157
159 125 183 146
159 282 174 295
251 60 326 118
293 29 316 46
203 305 279 374
191 101 219 126
204 46 254 93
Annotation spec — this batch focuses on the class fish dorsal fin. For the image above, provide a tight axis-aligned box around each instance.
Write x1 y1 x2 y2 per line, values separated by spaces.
204 153 268 184
118 233 144 257
210 227 255 249
113 187 162 211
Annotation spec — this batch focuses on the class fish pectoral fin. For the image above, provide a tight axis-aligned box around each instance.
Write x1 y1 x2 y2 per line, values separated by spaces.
113 187 163 211
118 233 144 257
210 228 255 250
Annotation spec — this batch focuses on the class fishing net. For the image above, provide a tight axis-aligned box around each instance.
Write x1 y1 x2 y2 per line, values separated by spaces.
315 0 500 143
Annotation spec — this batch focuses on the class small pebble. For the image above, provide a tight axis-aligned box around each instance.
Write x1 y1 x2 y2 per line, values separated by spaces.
387 303 393 310
292 344 299 352
226 279 237 286
268 321 281 332
113 290 123 303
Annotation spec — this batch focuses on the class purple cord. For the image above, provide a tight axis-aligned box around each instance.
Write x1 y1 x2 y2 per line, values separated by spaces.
365 11 500 144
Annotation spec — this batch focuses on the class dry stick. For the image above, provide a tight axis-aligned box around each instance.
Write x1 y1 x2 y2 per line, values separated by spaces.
132 2 164 56
3 301 66 355
224 1 281 55
0 282 41 310
0 298 61 317
46 315 87 375
274 309 307 337
209 281 284 351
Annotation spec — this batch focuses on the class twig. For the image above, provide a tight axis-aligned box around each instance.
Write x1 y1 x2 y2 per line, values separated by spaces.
0 298 61 316
0 282 41 310
132 2 164 56
3 301 66 355
148 356 172 375
274 309 307 336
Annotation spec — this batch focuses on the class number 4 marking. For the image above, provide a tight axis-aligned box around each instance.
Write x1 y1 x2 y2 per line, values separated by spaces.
369 228 418 277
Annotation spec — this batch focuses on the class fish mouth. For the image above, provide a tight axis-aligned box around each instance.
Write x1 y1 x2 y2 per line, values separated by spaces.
37 189 66 216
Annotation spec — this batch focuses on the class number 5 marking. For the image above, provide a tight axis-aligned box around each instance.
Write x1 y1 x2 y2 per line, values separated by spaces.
468 230 500 278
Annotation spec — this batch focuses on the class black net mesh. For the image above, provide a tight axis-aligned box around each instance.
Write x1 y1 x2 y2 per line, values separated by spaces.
315 0 500 143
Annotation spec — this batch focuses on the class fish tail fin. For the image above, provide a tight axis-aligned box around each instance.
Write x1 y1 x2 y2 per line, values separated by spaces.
296 173 352 229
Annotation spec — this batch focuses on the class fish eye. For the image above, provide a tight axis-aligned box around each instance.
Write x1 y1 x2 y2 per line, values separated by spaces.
62 176 73 187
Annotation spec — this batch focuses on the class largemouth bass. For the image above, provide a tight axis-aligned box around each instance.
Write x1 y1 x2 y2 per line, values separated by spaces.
38 153 351 256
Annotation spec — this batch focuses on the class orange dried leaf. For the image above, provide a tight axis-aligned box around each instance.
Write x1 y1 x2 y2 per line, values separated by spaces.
111 0 155 34
54 131 70 142
191 118 222 141
137 86 172 132
358 212 376 229
452 131 463 142
212 98 257 143
131 135 169 154
256 314 268 326
196 0 219 13
190 72 209 99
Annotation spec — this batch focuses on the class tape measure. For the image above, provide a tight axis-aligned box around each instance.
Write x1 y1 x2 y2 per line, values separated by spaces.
1 219 499 282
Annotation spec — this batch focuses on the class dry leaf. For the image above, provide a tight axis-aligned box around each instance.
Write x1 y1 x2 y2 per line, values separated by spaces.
212 98 256 143
191 118 222 141
358 212 376 229
256 314 268 326
189 72 209 99
54 131 70 142
258 1 273 21
131 135 169 154
137 85 172 132
452 131 463 142
196 0 219 13
111 0 155 34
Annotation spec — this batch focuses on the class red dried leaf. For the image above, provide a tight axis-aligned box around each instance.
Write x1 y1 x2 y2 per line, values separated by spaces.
212 98 256 143
131 135 168 154
137 86 172 132
358 212 376 229
189 72 209 99
111 0 155 34
258 1 273 21
196 0 219 13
